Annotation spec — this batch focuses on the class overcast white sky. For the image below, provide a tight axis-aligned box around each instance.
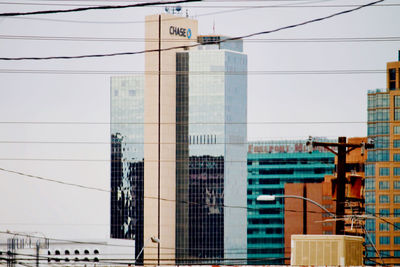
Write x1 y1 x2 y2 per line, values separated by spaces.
0 0 398 240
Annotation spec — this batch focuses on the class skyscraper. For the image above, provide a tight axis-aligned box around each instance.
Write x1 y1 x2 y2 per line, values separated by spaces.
110 75 144 261
177 35 248 263
366 52 400 265
110 14 247 265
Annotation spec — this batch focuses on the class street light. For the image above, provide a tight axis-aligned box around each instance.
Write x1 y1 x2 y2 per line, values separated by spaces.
256 194 336 218
135 236 160 265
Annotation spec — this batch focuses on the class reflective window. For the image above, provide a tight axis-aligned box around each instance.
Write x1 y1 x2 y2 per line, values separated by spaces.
380 167 390 176
380 236 390 245
366 191 376 204
380 209 389 217
365 178 375 190
394 140 400 148
379 181 390 190
379 194 390 203
394 181 400 189
395 168 400 176
395 195 400 203
380 223 390 231
365 164 375 177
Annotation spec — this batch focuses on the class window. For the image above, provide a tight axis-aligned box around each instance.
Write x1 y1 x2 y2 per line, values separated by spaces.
395 126 400 134
395 153 400 162
395 195 400 203
365 178 375 190
128 90 136 96
390 69 397 89
380 223 390 231
365 164 375 177
395 236 400 244
395 209 400 217
395 168 400 176
366 219 376 231
395 181 400 189
377 109 389 121
380 209 390 217
380 250 391 257
380 167 390 176
379 181 390 190
395 223 400 231
394 250 400 257
376 136 389 148
394 140 400 148
377 150 390 161
380 194 390 204
368 124 375 135
380 236 390 245
366 191 376 204
376 123 389 135
366 205 375 215
395 109 400 121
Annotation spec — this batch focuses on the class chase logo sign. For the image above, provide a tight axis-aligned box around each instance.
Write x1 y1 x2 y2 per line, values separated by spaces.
169 26 192 39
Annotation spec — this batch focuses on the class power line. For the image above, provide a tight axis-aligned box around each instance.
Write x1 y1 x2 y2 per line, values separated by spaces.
0 120 370 124
0 0 200 17
0 68 389 75
1 34 400 43
0 0 385 60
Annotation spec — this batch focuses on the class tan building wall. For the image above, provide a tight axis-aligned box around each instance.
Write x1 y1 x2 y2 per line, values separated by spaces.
143 14 198 265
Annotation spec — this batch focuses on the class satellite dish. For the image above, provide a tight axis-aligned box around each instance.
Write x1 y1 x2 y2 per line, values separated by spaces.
176 6 182 12
165 7 169 13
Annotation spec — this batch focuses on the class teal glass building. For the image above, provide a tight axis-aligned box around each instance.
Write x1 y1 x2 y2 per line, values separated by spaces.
247 140 335 264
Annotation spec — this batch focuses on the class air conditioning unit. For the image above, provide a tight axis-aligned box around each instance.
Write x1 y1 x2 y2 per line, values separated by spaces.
291 235 363 266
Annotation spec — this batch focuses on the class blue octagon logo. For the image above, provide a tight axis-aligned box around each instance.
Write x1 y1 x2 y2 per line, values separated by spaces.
187 28 192 39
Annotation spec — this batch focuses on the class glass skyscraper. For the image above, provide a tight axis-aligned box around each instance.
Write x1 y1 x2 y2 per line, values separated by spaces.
110 76 145 263
176 35 248 264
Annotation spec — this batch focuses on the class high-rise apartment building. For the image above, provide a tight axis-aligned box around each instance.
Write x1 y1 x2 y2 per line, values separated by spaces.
247 140 335 264
111 14 247 265
366 52 400 265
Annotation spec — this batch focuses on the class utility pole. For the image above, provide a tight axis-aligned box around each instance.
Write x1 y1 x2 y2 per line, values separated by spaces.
307 136 373 235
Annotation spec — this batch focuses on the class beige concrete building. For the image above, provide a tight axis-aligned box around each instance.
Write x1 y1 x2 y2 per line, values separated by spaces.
143 14 198 265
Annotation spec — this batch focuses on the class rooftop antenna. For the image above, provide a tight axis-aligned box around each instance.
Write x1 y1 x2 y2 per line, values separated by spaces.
165 6 182 15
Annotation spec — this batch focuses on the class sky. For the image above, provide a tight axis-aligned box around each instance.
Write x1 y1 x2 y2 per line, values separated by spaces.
0 0 398 240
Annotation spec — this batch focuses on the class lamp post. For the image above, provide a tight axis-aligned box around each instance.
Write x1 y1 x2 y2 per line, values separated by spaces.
135 236 160 265
256 195 335 218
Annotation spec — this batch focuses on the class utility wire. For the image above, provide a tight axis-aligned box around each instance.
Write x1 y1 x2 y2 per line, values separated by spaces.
0 120 370 124
0 68 390 75
0 0 385 60
1 35 399 43
0 0 200 17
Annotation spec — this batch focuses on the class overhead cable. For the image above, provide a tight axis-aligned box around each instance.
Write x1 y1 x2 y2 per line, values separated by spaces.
0 0 200 17
0 0 385 60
